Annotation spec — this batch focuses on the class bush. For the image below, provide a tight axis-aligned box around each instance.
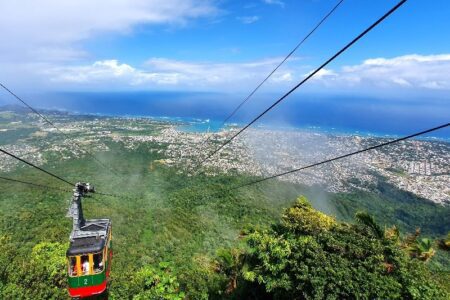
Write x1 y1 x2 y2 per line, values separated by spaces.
235 197 448 300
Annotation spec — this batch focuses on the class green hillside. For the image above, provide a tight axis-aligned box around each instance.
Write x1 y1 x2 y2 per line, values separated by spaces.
0 142 448 299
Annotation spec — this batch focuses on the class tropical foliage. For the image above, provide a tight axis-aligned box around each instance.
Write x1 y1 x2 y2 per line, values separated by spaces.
111 262 185 300
223 197 448 299
1 241 67 299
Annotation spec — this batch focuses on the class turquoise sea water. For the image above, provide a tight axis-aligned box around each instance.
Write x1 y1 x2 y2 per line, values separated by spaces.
5 91 449 140
149 116 450 142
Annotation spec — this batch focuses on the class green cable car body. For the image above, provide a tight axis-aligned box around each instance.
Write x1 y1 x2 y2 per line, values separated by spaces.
66 183 113 298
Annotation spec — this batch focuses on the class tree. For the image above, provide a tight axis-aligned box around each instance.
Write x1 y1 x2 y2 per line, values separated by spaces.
1 241 67 300
437 232 450 251
111 262 185 300
403 229 436 262
234 196 447 299
406 238 436 262
0 235 16 283
355 211 384 239
216 248 244 294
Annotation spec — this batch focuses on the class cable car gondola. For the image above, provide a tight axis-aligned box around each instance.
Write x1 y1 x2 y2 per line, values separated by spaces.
66 183 112 298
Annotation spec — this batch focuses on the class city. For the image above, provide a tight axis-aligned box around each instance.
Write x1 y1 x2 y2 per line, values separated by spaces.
1 108 449 204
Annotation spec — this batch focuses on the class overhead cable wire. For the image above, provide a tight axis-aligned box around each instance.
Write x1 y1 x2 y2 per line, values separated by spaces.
0 147 75 186
0 86 127 196
216 122 449 195
0 175 127 202
195 0 408 171
0 175 71 192
197 0 345 151
0 82 121 176
189 0 344 173
0 151 126 198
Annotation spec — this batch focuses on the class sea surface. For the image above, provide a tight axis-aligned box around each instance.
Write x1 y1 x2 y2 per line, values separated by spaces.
5 91 450 140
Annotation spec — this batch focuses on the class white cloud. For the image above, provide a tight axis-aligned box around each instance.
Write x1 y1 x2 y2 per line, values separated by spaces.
0 0 218 63
21 53 450 95
307 68 337 80
45 57 295 90
309 54 450 91
145 57 287 83
5 50 450 95
237 16 260 24
47 60 183 87
263 0 285 8
272 72 293 82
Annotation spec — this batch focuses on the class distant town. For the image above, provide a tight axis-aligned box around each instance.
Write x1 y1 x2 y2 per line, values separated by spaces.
1 108 449 204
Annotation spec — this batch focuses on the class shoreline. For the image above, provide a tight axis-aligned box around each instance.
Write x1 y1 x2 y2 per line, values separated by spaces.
2 105 449 142
72 111 450 142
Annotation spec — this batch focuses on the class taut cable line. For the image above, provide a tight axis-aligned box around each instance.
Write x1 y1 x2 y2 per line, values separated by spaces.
0 147 75 187
0 175 71 192
195 0 345 153
0 82 121 176
194 0 408 172
210 122 449 197
0 147 127 198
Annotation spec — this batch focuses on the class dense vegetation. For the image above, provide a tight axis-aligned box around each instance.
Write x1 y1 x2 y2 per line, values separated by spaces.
219 197 448 299
0 114 449 298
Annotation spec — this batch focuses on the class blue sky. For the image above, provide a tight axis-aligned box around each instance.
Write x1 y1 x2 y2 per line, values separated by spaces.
0 0 450 98
83 0 450 66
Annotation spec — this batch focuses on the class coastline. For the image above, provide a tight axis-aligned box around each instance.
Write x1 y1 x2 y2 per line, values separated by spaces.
72 110 450 142
2 104 449 142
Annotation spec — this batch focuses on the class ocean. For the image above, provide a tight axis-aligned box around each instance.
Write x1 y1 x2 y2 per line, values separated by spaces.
10 91 450 140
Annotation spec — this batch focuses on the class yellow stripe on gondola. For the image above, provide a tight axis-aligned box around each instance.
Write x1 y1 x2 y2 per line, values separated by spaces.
76 256 81 277
89 254 94 275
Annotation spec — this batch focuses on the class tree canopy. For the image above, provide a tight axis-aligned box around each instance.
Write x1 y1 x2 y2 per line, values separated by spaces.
1 194 448 299
226 196 448 299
